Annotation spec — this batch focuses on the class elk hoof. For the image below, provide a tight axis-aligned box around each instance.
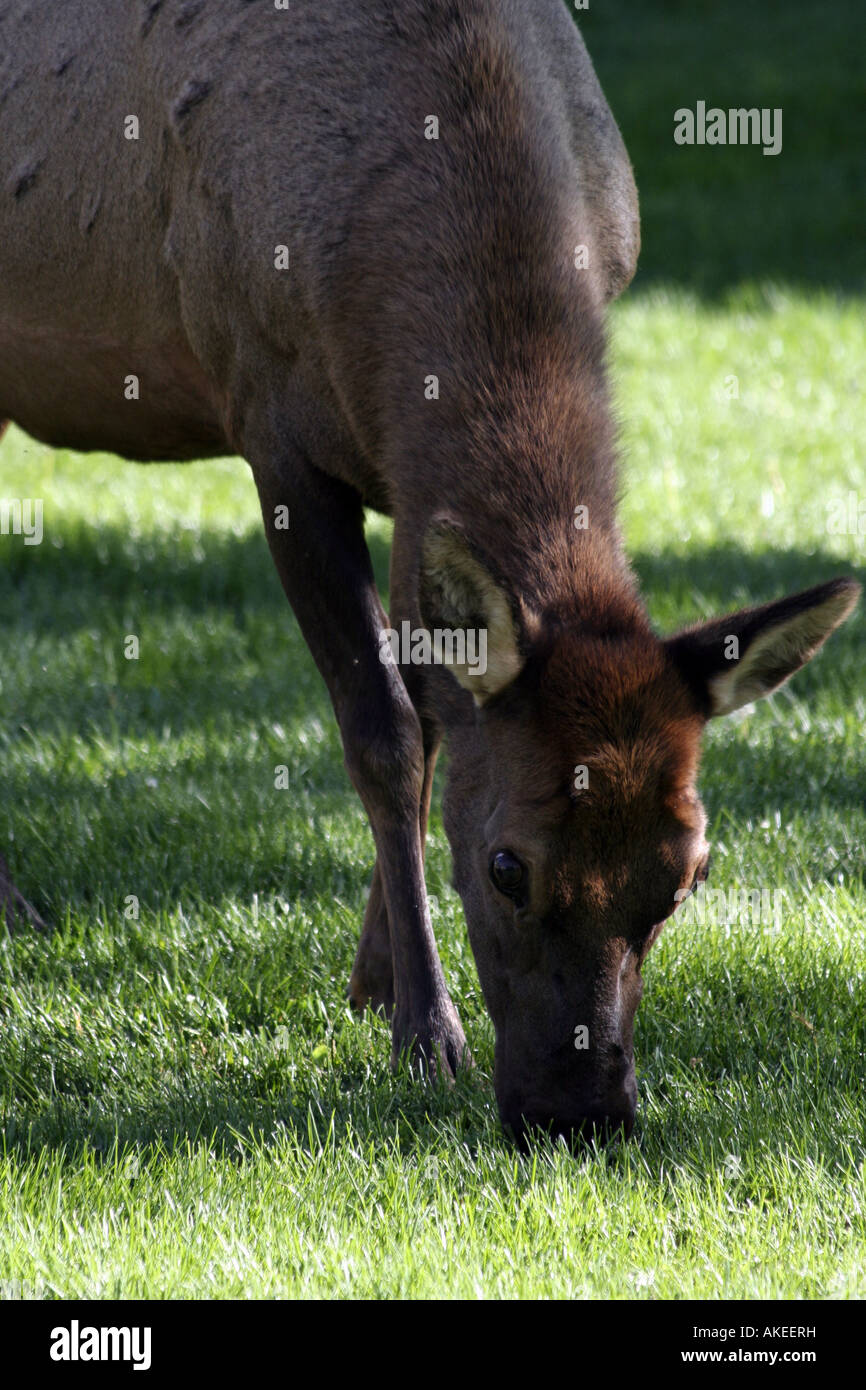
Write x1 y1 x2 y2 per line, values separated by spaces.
348 920 395 1017
348 965 395 1018
391 999 472 1082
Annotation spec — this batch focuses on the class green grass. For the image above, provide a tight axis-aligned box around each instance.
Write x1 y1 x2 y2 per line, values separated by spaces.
580 0 865 296
1 0 864 1300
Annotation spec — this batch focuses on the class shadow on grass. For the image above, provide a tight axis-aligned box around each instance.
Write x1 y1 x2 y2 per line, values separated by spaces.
0 515 393 624
633 543 864 619
578 0 865 298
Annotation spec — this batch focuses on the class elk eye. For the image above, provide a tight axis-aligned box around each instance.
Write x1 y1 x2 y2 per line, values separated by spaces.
691 850 712 894
490 851 525 899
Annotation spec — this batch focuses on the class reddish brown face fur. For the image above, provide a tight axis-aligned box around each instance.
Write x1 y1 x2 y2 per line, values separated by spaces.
427 558 858 1144
442 621 711 1143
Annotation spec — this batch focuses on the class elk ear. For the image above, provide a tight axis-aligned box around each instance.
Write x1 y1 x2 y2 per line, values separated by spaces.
419 520 533 703
665 578 860 718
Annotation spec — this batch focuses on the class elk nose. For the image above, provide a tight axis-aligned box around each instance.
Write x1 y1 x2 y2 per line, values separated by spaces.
507 1098 636 1151
504 1073 637 1151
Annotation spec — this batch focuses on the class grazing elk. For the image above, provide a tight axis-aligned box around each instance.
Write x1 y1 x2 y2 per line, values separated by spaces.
0 0 858 1142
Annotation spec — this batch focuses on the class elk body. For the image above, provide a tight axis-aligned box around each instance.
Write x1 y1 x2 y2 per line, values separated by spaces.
0 0 857 1142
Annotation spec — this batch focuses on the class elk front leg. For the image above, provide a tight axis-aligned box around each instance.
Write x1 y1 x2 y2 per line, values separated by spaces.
251 445 468 1079
349 716 441 1015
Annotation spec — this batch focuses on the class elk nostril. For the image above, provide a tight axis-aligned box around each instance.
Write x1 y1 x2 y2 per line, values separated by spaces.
607 1046 633 1084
